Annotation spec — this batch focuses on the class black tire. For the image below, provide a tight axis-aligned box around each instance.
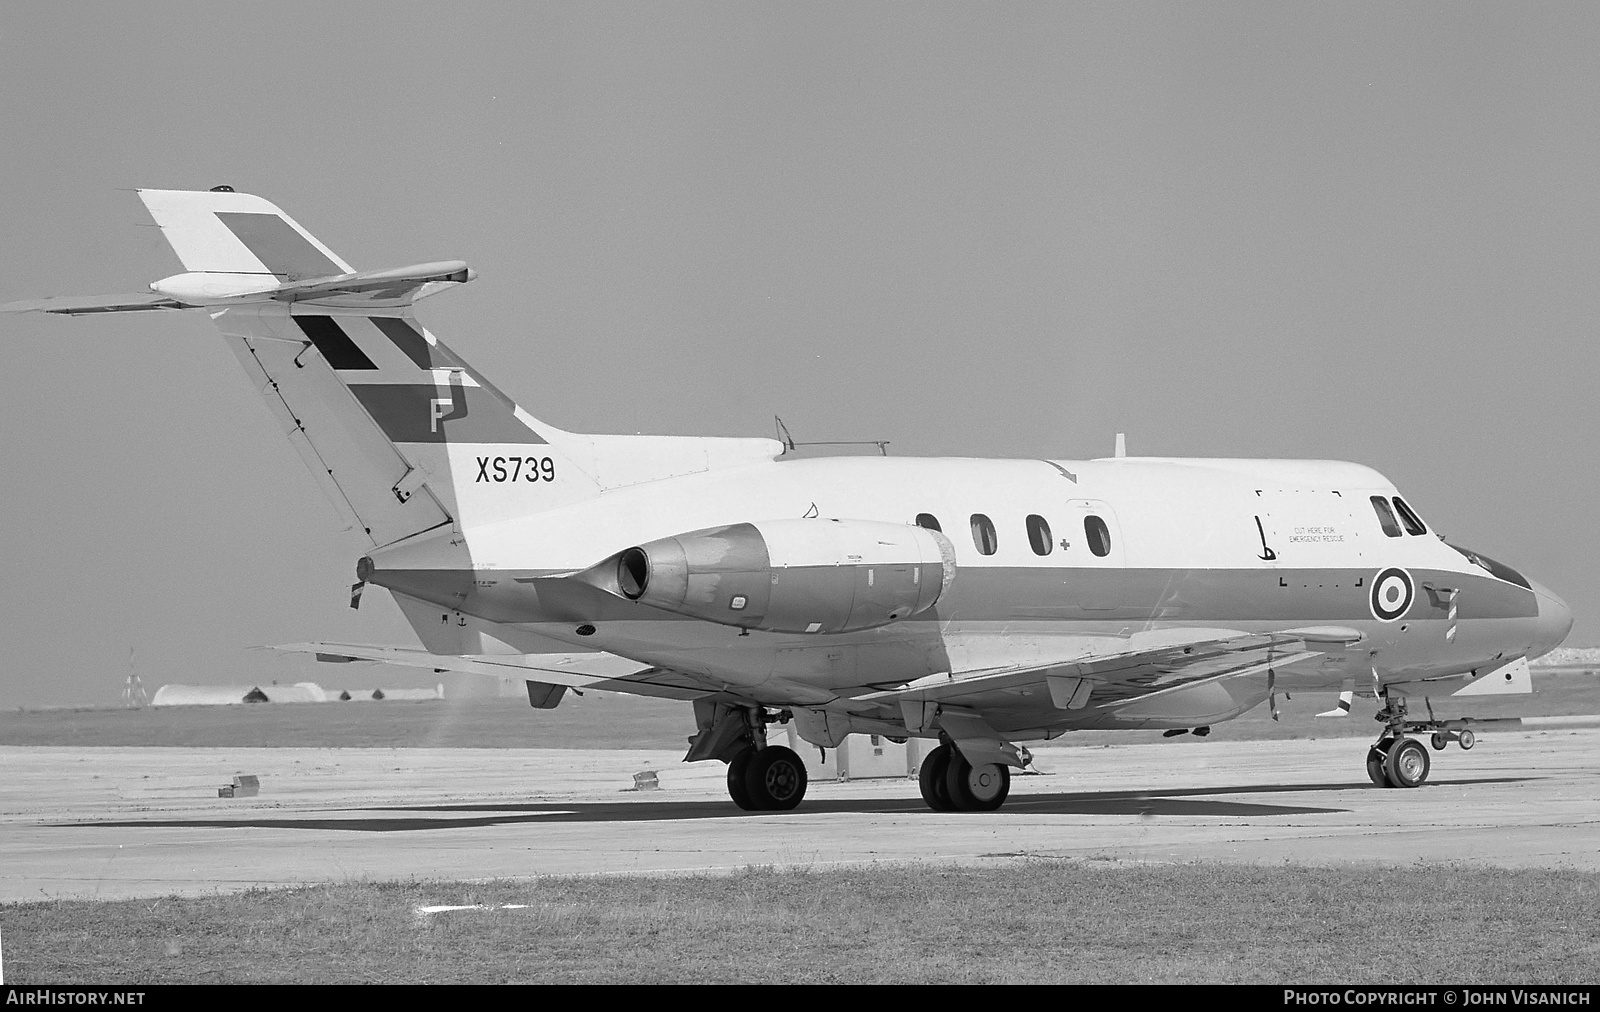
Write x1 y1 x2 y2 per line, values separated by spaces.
1366 738 1393 786
1458 729 1476 751
918 744 956 812
727 746 756 810
944 749 1011 812
743 745 808 811
1383 737 1430 788
1430 732 1448 751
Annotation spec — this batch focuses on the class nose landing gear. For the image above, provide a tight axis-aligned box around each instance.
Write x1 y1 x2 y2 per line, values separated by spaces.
1430 728 1476 751
1367 693 1484 788
1383 737 1431 788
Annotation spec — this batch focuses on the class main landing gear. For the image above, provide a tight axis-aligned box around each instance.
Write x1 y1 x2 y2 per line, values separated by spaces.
917 742 1011 812
687 703 809 811
727 742 808 811
1365 693 1479 789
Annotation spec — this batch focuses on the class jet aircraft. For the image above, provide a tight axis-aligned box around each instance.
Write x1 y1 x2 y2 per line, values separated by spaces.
7 188 1573 812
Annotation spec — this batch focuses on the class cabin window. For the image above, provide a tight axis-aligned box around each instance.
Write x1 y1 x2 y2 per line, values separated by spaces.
1392 497 1428 536
1370 496 1402 537
915 513 942 532
970 514 998 555
1084 515 1112 557
1026 514 1053 555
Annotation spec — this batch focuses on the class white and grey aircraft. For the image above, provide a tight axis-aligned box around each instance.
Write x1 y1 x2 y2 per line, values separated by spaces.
8 188 1573 812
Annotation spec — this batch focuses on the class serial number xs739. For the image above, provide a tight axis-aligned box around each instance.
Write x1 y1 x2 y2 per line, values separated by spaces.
475 455 556 482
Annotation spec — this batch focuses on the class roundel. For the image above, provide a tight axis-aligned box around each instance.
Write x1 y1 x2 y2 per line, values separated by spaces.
1370 567 1414 622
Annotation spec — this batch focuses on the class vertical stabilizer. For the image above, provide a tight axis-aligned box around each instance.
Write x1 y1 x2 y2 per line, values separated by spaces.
131 189 606 547
10 189 783 553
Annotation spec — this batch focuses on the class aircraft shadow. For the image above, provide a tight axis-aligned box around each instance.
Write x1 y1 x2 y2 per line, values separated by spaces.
53 777 1536 834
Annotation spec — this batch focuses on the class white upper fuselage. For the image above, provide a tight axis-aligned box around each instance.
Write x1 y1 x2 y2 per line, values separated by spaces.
367 452 1556 723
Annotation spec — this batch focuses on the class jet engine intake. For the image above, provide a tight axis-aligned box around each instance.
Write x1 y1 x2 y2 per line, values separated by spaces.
577 519 956 634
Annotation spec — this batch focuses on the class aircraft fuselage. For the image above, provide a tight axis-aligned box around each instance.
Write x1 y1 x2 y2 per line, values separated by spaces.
364 453 1565 738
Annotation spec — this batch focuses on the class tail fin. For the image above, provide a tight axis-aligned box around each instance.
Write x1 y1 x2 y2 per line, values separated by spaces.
11 189 782 552
140 187 354 280
155 189 614 547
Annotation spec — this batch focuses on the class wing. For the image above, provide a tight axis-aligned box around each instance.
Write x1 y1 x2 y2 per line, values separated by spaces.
853 626 1362 729
274 642 718 702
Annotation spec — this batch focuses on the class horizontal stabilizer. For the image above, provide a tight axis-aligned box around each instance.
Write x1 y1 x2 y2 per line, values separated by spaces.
6 262 474 315
2 293 188 315
269 260 475 305
146 260 476 309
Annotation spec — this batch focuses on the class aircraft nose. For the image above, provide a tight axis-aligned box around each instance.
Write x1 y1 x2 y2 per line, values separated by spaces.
1528 580 1573 660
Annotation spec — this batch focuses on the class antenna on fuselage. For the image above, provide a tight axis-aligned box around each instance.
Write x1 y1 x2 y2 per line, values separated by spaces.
1114 433 1126 458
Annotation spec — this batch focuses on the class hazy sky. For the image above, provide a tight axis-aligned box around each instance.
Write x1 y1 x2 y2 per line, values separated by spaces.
3 3 1597 708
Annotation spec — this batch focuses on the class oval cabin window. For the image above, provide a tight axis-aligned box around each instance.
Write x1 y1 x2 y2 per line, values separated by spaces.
1084 515 1112 557
915 513 942 532
1026 514 1053 556
970 514 998 556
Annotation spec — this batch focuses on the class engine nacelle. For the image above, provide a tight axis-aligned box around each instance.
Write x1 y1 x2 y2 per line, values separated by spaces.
576 519 956 634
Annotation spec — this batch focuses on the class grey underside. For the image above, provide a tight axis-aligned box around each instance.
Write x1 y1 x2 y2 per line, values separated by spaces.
364 563 1531 737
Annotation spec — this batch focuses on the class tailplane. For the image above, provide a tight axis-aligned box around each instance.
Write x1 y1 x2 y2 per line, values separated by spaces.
6 188 782 551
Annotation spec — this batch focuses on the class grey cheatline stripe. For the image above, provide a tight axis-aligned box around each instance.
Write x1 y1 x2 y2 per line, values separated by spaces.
349 383 547 444
370 565 1538 626
370 316 462 371
294 316 377 371
215 212 345 282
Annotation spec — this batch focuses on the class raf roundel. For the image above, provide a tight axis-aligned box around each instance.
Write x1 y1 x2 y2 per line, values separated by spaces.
1370 567 1414 622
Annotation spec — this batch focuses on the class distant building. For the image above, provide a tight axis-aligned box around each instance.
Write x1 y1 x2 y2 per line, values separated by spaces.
151 685 268 706
150 682 443 705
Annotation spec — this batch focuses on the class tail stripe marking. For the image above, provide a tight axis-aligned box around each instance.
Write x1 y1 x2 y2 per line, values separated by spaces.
349 383 547 444
216 212 345 281
371 316 459 370
294 316 378 371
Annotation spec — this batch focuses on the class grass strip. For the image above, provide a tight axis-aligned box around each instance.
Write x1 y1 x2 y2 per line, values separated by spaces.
4 862 1598 984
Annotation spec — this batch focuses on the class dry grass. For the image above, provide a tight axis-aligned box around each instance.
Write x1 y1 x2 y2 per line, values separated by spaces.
5 863 1598 984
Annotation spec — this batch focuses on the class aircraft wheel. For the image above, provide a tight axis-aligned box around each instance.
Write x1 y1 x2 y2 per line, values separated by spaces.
944 750 1011 812
1459 729 1476 751
1430 732 1448 751
918 744 956 812
727 747 756 810
743 745 807 811
1383 737 1430 789
1366 738 1393 786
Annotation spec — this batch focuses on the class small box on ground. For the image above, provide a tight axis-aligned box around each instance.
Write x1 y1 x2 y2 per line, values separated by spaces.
219 774 259 799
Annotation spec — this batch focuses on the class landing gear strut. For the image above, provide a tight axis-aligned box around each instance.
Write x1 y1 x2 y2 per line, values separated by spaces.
917 743 1011 812
1365 693 1478 788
